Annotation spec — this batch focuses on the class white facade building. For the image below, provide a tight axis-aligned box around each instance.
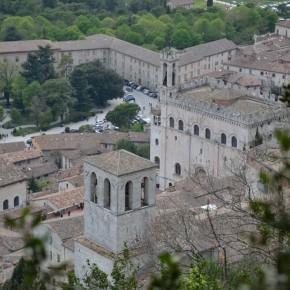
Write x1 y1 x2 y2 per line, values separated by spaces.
150 48 290 190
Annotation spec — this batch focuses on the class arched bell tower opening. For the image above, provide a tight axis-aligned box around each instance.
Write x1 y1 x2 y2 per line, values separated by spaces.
90 172 97 203
125 181 133 211
141 177 149 206
163 63 168 86
104 178 111 209
160 47 180 91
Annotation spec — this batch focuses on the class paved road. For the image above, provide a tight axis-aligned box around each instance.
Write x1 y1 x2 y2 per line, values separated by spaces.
0 89 159 144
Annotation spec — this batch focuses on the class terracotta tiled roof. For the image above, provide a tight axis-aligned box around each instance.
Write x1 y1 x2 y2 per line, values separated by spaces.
0 142 25 154
0 161 26 187
23 162 58 178
33 132 150 152
180 38 237 66
32 187 84 210
277 19 290 29
233 59 290 74
85 149 156 176
45 215 83 243
0 149 42 164
0 40 58 54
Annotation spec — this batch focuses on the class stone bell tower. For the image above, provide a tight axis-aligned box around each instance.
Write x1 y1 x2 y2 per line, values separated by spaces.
74 150 157 278
159 47 180 101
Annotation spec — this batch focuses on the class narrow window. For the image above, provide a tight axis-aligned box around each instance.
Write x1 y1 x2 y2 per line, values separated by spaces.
175 163 181 176
14 196 19 207
104 178 111 209
169 117 174 128
205 128 211 139
3 200 8 210
141 177 149 206
194 125 199 136
178 120 184 131
154 156 160 168
155 138 159 145
90 172 97 203
125 181 133 211
231 136 237 148
221 133 227 145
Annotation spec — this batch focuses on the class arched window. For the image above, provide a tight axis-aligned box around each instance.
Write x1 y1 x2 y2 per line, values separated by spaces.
169 117 174 128
125 181 133 211
141 177 149 207
175 163 181 176
194 125 199 136
104 178 111 209
90 172 97 203
221 133 227 145
14 196 19 207
178 120 184 131
205 128 211 139
154 156 160 168
231 136 237 148
155 138 159 145
3 200 8 210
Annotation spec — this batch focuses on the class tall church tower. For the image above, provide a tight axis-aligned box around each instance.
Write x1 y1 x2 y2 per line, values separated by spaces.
74 150 157 278
155 48 181 190
159 47 180 101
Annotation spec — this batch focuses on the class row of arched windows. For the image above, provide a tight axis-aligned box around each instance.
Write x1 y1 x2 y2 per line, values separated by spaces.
169 118 238 148
3 196 19 211
90 173 149 211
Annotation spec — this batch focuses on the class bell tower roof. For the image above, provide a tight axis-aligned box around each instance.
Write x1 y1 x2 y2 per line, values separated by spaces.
85 149 157 177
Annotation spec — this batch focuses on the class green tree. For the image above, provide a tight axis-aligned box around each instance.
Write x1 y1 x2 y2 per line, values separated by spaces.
106 103 140 129
11 75 28 111
136 144 150 159
1 26 23 41
0 61 19 106
0 105 4 121
180 262 222 290
41 78 73 121
10 107 22 124
148 253 182 290
70 61 123 112
22 45 56 84
172 28 192 49
115 139 137 154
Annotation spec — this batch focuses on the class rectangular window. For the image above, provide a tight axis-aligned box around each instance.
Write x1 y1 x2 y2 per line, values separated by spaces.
57 254 60 262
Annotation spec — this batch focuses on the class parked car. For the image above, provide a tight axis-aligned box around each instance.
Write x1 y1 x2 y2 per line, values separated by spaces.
143 89 150 95
123 95 136 102
124 79 129 86
149 92 158 98
136 85 145 91
70 129 79 133
95 119 105 126
123 86 133 93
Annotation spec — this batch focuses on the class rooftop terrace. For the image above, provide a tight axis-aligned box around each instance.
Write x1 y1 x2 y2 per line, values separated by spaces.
170 86 289 126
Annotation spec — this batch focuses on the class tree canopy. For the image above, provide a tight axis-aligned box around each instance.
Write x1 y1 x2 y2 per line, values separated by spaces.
70 60 123 112
0 1 279 49
106 103 140 129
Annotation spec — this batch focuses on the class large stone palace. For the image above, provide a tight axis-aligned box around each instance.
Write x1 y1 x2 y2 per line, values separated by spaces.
0 34 237 90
